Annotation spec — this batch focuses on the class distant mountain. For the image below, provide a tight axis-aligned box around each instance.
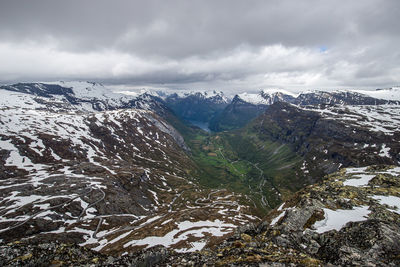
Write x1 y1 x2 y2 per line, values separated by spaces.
209 94 267 131
209 89 399 132
293 90 397 105
164 91 230 126
259 89 298 105
209 89 303 131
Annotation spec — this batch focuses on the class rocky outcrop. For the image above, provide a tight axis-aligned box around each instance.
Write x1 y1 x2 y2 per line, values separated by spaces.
207 165 400 266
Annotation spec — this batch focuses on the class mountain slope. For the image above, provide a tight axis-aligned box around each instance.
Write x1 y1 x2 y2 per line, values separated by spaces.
176 100 400 216
253 102 400 176
0 86 258 254
197 101 400 215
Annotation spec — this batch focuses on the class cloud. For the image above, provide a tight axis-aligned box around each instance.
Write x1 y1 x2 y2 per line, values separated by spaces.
0 0 399 91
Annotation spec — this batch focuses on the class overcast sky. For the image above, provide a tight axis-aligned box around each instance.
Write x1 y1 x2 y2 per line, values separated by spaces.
0 0 399 92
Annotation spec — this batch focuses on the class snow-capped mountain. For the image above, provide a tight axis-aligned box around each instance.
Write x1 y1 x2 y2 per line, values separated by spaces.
260 89 297 105
233 89 300 106
0 82 178 121
164 90 230 123
236 92 269 105
235 89 298 106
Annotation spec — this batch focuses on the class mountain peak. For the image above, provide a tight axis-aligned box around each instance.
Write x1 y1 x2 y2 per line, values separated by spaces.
261 88 299 98
237 92 268 105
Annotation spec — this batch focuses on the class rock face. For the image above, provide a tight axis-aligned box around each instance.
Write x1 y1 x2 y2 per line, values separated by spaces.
3 165 399 266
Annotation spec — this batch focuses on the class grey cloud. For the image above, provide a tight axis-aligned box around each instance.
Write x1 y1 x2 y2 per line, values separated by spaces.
0 0 399 90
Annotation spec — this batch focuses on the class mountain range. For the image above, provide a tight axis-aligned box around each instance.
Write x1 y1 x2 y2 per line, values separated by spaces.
0 81 400 266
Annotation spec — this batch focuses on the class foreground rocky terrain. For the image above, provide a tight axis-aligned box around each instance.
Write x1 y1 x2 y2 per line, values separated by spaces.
1 165 399 266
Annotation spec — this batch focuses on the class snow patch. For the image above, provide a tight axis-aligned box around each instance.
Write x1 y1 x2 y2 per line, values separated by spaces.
372 195 400 214
343 174 375 187
313 206 370 233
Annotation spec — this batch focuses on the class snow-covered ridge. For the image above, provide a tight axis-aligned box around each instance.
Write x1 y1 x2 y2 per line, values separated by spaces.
354 87 400 101
2 81 399 111
0 81 171 113
54 81 129 100
0 81 136 112
302 104 400 135
165 90 230 104
46 81 136 107
0 107 167 171
236 88 399 106
172 90 225 98
237 92 268 105
261 88 299 98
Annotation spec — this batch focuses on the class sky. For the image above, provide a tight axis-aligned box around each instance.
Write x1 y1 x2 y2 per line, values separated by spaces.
0 0 399 93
